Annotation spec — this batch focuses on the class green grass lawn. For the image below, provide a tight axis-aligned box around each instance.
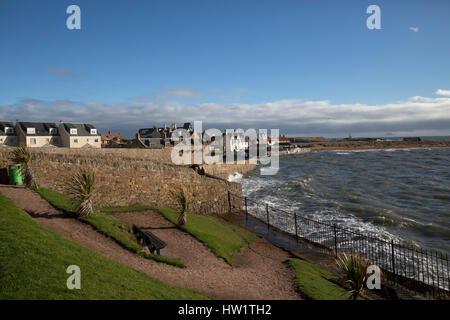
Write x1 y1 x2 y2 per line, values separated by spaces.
38 188 258 267
0 193 208 300
288 258 354 300
36 188 185 268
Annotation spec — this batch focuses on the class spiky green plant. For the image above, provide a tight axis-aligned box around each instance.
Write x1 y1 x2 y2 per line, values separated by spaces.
172 188 188 226
67 167 95 218
9 145 38 189
336 253 368 300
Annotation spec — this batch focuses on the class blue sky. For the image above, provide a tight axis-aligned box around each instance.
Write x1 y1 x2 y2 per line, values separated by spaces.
1 0 449 137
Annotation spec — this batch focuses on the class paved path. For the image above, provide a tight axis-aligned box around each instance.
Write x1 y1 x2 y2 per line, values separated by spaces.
0 185 300 300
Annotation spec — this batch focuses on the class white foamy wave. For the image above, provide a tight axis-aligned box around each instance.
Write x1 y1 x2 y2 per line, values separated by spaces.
227 172 243 182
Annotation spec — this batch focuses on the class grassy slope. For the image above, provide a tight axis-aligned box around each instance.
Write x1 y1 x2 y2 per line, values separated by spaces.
39 188 258 266
0 193 207 300
152 206 257 266
36 188 185 268
288 258 353 300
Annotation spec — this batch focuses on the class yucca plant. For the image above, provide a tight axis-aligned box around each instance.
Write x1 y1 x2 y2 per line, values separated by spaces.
336 253 369 300
172 188 188 226
67 167 95 218
9 145 38 189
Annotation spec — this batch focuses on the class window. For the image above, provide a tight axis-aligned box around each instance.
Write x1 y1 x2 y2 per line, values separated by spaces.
70 128 77 135
87 139 89 142
30 138 36 145
49 128 58 134
0 138 3 143
5 127 13 134
90 129 97 135
27 128 36 134
95 139 99 143
74 139 78 143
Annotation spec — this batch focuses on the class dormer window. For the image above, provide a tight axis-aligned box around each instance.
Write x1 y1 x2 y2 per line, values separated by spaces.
70 128 77 135
49 128 58 135
5 127 14 134
90 129 97 135
27 128 36 134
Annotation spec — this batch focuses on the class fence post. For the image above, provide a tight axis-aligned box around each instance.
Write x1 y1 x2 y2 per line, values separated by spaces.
266 203 269 233
391 239 396 276
227 191 232 214
244 196 248 224
333 224 338 257
294 212 299 244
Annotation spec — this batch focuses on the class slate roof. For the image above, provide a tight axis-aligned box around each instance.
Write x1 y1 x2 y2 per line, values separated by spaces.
138 128 162 139
0 121 15 135
62 123 98 136
18 122 59 136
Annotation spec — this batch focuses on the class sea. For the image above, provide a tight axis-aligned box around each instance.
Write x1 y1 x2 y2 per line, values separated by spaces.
241 145 450 256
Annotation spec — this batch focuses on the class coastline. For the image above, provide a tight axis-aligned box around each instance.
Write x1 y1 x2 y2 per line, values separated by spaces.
307 140 450 151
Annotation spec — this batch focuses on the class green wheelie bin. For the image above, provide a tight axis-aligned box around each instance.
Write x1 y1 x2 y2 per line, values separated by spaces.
8 164 23 185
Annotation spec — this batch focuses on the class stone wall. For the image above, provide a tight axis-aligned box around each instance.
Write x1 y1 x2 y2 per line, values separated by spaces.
0 148 243 215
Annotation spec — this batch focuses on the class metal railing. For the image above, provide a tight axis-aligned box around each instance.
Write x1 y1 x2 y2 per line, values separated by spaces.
224 191 450 299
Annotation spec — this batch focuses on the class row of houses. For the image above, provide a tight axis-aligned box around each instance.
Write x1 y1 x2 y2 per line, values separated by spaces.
136 123 193 149
0 121 101 148
135 122 280 155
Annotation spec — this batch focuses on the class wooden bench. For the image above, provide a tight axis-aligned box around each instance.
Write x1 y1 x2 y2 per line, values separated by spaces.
132 224 166 255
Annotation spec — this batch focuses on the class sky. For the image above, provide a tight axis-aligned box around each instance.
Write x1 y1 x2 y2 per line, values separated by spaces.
0 0 449 138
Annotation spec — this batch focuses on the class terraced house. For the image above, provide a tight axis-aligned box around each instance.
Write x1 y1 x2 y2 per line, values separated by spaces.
15 121 60 147
59 121 101 148
0 121 17 147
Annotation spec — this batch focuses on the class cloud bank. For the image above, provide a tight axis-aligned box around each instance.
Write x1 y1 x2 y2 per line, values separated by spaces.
436 89 450 97
1 93 450 138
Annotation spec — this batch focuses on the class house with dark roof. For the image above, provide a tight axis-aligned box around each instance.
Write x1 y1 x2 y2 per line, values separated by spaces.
59 121 101 148
136 127 165 149
136 122 194 149
15 121 60 147
0 121 18 147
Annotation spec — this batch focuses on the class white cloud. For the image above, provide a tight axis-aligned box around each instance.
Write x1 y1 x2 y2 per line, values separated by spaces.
409 27 419 33
436 89 450 97
1 92 450 137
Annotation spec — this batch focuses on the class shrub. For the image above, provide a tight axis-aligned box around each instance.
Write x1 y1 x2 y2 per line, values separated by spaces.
336 253 368 300
67 167 96 218
172 188 188 226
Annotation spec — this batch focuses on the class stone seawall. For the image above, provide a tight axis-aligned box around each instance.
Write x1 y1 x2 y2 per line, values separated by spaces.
0 148 243 215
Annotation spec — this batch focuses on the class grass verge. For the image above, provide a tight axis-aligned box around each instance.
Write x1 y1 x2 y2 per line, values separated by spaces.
36 188 185 268
0 193 207 299
287 258 354 300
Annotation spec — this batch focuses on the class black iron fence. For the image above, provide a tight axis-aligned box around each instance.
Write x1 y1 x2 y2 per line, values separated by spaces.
225 191 450 298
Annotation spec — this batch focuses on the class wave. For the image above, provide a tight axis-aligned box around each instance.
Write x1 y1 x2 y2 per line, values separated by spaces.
242 147 450 254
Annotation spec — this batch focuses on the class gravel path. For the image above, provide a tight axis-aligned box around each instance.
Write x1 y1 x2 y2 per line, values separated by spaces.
0 185 300 300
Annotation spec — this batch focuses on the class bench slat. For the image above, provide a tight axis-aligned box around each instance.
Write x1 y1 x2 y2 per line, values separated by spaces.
133 225 166 252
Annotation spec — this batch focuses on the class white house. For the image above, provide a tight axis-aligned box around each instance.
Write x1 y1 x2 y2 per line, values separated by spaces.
59 121 101 148
0 121 18 146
